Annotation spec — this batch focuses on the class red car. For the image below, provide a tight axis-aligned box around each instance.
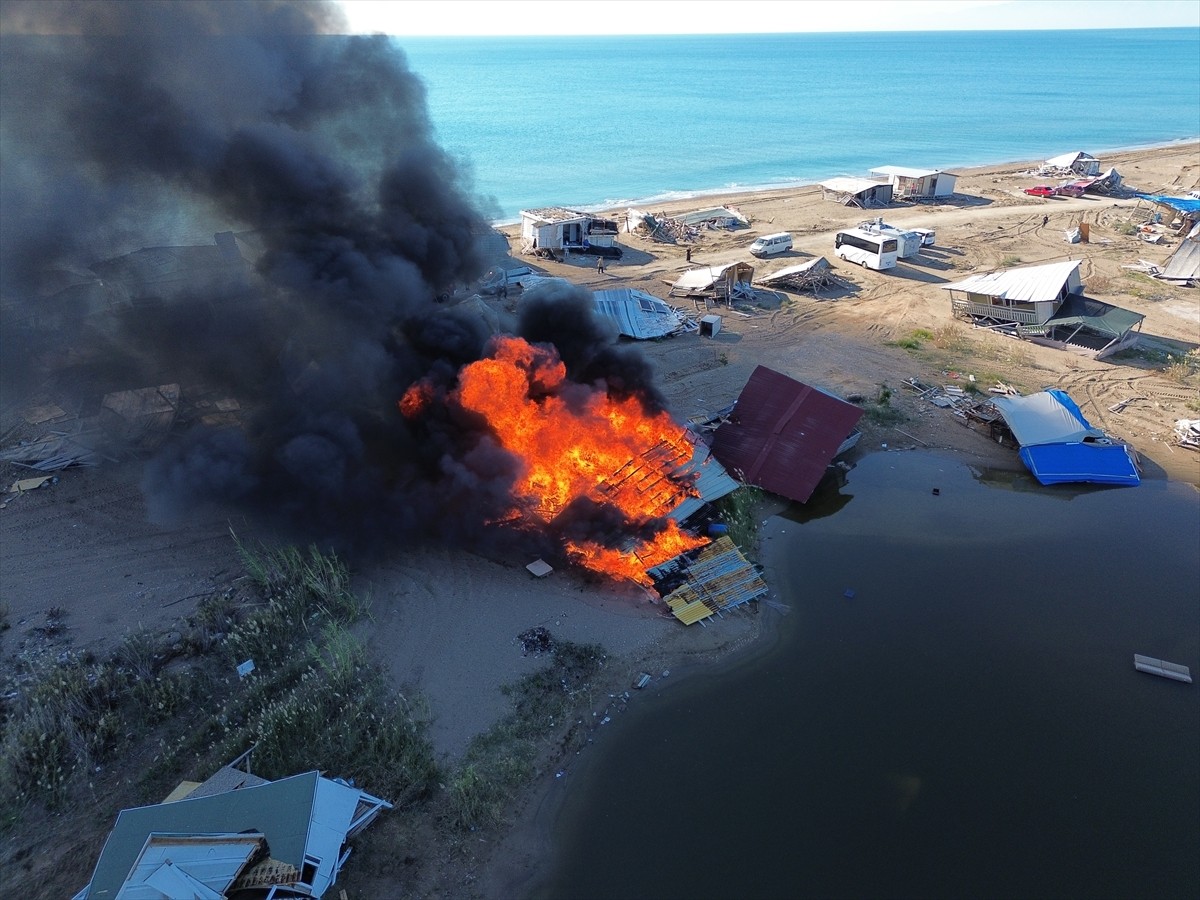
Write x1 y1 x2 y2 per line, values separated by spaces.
1024 185 1058 197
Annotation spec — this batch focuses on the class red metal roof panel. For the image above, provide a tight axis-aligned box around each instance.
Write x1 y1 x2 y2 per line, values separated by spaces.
710 366 863 504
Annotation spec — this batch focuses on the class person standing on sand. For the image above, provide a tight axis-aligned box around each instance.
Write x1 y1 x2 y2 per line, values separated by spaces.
686 246 692 262
1043 215 1049 227
597 256 605 274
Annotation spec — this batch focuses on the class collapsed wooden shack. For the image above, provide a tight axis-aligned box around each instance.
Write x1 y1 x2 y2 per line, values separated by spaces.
626 206 748 244
667 262 756 308
756 257 845 296
819 177 894 208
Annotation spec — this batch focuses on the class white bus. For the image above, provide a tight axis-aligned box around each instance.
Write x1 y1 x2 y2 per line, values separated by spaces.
833 228 899 270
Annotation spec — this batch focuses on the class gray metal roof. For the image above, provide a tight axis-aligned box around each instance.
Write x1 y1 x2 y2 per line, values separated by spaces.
84 772 320 899
675 206 747 227
592 288 689 339
671 262 755 292
942 259 1081 304
1161 236 1200 282
670 439 740 522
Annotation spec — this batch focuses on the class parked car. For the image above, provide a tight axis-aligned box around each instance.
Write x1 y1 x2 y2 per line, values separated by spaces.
1056 183 1086 198
1024 185 1058 198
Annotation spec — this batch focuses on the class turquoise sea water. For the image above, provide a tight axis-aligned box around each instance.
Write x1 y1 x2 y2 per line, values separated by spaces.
397 29 1200 221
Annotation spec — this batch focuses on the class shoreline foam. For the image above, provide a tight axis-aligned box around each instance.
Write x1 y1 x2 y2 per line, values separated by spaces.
488 137 1200 226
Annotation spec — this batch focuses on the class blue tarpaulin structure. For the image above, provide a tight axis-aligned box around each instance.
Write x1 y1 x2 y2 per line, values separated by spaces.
991 390 1140 487
1135 194 1200 215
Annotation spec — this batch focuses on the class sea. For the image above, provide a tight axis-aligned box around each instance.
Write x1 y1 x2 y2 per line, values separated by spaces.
395 28 1200 223
390 28 1200 899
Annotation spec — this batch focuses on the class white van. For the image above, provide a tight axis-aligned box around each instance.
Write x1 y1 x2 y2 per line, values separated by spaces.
749 232 793 257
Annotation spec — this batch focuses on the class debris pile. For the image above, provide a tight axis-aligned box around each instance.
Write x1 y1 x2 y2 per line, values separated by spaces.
756 257 847 296
903 376 1012 440
637 212 700 245
1174 419 1200 451
518 626 555 656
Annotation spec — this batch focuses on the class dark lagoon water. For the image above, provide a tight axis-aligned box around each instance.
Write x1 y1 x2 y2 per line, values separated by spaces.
538 451 1200 900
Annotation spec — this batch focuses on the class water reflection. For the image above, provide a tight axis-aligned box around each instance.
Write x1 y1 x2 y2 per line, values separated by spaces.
777 463 854 524
540 451 1200 900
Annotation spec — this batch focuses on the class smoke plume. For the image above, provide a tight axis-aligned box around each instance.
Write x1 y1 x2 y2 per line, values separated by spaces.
0 1 670 559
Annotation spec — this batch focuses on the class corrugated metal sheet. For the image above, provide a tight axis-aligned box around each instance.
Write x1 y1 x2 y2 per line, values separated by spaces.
820 176 886 194
669 438 740 522
757 257 830 284
115 834 264 900
592 288 688 340
671 262 755 293
1161 237 1200 282
676 206 747 227
871 165 940 179
942 259 1081 304
710 367 864 505
658 536 767 625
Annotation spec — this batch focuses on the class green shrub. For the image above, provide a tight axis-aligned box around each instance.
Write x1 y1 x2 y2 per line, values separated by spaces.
448 639 607 830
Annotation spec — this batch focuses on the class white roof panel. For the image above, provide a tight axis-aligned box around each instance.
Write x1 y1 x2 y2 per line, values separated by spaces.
941 259 1081 303
1045 151 1096 167
592 288 687 339
991 391 1098 446
871 166 941 179
820 177 887 194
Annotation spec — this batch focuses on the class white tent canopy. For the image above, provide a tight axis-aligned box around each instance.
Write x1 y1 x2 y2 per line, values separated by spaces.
990 391 1103 446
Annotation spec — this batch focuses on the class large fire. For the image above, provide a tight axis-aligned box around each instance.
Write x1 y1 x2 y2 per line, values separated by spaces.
401 335 707 583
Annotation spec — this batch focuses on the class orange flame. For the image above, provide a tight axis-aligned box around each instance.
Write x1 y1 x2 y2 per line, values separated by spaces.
419 335 707 583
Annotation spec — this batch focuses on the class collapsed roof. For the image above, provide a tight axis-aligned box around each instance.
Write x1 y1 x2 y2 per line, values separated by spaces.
592 288 694 339
990 390 1140 486
710 366 863 504
76 768 391 900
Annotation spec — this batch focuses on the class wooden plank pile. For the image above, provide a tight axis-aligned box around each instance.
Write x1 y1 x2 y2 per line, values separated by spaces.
755 257 845 295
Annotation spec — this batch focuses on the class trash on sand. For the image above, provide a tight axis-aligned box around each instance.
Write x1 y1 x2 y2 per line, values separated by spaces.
526 558 553 577
9 476 53 493
843 589 856 599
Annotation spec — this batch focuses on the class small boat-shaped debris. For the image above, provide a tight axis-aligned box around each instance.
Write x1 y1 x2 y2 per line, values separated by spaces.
1133 654 1193 684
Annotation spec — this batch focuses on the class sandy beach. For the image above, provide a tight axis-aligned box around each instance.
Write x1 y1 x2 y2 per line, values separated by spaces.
1 142 1197 897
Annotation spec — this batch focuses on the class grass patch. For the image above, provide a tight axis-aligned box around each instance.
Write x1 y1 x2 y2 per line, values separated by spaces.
448 639 607 829
1 538 437 830
1112 346 1200 383
999 255 1022 267
890 328 935 350
714 486 767 552
863 383 907 426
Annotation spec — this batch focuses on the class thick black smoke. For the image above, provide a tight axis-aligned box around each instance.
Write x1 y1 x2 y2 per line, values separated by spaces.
0 1 670 559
